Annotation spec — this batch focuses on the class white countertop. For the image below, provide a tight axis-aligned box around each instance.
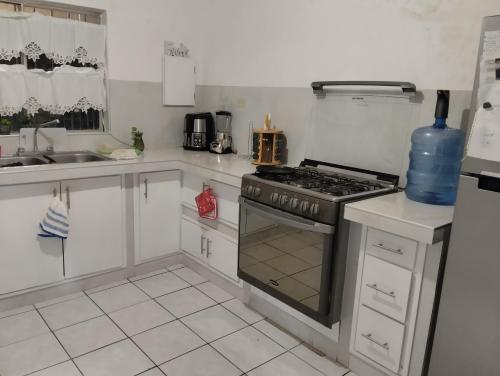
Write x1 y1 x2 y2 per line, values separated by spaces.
344 191 455 244
0 148 256 187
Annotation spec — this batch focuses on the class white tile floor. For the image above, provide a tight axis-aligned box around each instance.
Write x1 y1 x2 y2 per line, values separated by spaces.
0 265 356 376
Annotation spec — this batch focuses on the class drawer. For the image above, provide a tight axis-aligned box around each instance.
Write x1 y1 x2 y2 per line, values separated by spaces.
181 218 208 263
360 255 412 323
182 172 239 225
355 305 405 373
366 227 417 269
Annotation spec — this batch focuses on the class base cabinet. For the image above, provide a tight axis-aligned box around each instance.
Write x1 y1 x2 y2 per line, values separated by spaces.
0 182 64 294
350 226 445 376
181 217 238 281
136 170 181 263
63 176 124 278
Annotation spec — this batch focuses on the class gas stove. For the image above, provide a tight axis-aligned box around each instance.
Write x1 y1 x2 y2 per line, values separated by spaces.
241 160 397 225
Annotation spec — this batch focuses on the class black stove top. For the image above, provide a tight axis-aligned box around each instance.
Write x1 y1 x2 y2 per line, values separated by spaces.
255 166 386 197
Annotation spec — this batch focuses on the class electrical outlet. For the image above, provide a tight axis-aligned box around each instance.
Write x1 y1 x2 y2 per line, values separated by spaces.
234 98 246 108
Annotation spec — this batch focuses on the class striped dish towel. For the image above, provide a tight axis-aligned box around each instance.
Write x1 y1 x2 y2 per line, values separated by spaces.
38 197 69 239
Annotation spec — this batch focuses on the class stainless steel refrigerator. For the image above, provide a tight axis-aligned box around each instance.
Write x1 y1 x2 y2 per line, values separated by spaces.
426 15 500 376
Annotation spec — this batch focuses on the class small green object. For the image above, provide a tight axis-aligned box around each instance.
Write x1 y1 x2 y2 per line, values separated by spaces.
131 126 145 154
0 118 12 135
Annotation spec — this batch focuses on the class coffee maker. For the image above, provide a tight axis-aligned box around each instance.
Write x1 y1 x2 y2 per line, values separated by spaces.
183 112 214 151
209 111 233 154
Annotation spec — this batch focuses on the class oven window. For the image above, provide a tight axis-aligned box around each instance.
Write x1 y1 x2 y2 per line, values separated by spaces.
239 208 331 313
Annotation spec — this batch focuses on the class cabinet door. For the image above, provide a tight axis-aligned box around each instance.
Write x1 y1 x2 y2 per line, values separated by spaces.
181 218 207 263
138 171 181 263
207 230 238 281
0 182 63 294
63 176 124 278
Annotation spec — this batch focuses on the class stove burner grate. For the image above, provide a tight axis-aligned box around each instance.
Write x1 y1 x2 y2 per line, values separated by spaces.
255 166 386 197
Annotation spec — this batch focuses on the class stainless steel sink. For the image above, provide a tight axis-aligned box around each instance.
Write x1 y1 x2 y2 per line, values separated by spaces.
45 151 113 164
0 156 49 168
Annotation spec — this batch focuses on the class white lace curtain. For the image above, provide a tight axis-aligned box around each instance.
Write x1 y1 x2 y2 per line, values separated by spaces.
0 10 106 117
0 11 106 67
0 65 105 116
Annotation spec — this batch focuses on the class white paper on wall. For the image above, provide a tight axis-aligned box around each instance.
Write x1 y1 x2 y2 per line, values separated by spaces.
467 103 500 162
162 56 196 106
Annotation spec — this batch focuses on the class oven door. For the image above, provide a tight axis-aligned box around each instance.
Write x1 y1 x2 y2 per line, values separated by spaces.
238 196 336 326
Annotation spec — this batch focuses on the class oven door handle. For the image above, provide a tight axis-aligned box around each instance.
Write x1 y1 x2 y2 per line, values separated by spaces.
239 196 335 234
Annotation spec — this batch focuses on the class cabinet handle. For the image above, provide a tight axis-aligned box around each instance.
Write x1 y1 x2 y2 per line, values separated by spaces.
200 235 205 255
361 333 389 350
144 179 148 200
372 242 403 255
206 239 212 258
66 186 70 209
52 188 57 197
366 283 396 298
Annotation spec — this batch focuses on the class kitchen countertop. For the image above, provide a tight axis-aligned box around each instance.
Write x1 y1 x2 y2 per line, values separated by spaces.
0 148 256 187
344 191 455 244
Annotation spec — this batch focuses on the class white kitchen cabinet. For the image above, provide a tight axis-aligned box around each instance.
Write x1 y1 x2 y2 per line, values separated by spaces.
181 217 207 262
136 170 181 263
360 254 412 323
345 192 454 376
182 172 240 227
181 216 239 281
63 176 124 278
354 305 405 373
0 182 64 294
206 228 238 281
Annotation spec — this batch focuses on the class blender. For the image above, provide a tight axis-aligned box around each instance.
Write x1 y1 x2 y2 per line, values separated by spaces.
209 111 233 154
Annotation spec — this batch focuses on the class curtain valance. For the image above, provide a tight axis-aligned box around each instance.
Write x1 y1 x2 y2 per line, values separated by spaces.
0 11 105 68
0 64 106 116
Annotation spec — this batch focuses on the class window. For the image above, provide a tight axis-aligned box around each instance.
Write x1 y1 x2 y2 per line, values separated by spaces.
0 1 106 132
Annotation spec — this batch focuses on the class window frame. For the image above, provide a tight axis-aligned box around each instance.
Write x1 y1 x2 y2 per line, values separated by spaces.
0 0 109 134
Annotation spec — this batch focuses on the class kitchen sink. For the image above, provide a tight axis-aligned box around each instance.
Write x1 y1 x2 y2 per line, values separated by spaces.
45 151 113 164
0 156 49 168
0 151 113 168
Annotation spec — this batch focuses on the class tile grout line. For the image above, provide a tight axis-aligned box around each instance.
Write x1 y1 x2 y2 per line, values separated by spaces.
131 268 313 374
83 279 130 295
171 314 249 375
11 266 350 376
128 268 170 282
32 305 85 376
170 270 347 376
82 289 168 375
128 271 250 374
34 292 87 310
0 305 36 321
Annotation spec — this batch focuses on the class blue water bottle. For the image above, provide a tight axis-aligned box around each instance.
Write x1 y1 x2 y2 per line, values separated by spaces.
405 90 465 205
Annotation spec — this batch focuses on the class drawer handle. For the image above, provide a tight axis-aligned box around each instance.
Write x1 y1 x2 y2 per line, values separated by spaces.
372 242 403 255
201 235 206 255
361 333 390 350
366 283 396 298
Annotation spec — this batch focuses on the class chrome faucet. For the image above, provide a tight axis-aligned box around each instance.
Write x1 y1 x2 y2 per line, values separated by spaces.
33 119 61 153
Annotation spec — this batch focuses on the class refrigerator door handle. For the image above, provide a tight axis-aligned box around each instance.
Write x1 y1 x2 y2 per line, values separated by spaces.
478 174 500 193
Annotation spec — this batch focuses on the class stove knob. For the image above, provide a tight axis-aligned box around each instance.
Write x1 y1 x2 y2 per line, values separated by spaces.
245 185 255 196
280 195 289 206
270 192 280 203
310 203 320 216
253 187 262 197
300 201 310 214
289 198 299 209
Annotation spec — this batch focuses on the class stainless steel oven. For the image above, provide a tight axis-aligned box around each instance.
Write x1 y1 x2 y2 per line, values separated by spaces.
238 196 349 327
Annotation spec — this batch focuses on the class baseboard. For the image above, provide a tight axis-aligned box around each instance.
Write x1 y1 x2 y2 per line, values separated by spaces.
0 252 183 312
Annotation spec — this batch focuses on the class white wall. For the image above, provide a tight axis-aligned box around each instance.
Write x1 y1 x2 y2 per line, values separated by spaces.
56 0 500 90
197 0 500 90
56 0 209 83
